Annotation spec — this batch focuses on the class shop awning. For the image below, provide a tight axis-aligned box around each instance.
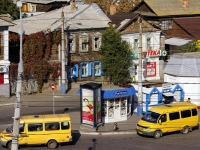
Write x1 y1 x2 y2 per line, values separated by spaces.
165 38 192 46
162 93 174 97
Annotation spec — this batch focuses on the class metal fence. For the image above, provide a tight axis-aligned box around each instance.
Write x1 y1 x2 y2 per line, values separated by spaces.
10 78 38 95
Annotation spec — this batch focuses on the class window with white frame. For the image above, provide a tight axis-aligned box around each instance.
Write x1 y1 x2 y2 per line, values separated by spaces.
161 20 172 30
93 32 101 51
68 34 75 53
32 5 36 12
146 38 151 50
94 62 101 76
81 64 87 76
79 33 88 52
133 39 138 51
122 38 130 44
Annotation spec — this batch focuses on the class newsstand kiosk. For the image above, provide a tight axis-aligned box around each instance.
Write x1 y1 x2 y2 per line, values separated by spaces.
80 82 102 130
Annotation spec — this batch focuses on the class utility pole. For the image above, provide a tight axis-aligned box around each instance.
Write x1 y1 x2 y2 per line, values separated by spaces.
12 1 23 150
137 15 143 116
61 10 66 94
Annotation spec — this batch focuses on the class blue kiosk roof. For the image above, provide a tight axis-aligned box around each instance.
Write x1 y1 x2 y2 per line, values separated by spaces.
77 86 136 99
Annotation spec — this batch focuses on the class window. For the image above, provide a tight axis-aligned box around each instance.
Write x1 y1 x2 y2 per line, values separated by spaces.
160 114 167 122
80 62 91 77
82 64 87 76
28 123 43 132
0 32 3 56
169 112 180 121
61 122 70 130
122 38 130 44
79 33 88 52
32 5 36 12
192 108 197 116
133 39 138 51
67 64 78 79
94 62 101 76
181 110 191 118
146 38 151 50
161 20 172 30
93 32 101 51
45 122 60 131
68 34 75 53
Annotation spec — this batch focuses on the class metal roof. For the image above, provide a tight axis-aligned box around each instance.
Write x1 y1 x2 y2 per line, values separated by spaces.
164 52 200 77
144 0 200 16
165 37 192 46
0 19 14 26
173 17 200 39
9 3 111 35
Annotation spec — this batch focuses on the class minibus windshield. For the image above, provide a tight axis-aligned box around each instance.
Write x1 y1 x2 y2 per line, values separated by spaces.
141 111 161 123
6 124 24 133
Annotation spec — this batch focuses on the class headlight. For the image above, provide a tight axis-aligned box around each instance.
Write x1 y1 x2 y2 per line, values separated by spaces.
145 127 150 131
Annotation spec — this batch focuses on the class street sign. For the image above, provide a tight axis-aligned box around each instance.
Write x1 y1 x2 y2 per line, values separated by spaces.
51 83 55 91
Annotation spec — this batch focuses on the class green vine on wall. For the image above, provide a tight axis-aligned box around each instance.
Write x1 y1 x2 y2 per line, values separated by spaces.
9 30 61 92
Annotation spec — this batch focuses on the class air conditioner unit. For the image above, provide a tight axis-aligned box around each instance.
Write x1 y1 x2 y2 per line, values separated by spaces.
0 66 7 73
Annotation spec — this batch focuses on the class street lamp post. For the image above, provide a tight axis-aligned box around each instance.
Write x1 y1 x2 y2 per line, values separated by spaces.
61 10 66 94
12 1 23 150
137 16 143 116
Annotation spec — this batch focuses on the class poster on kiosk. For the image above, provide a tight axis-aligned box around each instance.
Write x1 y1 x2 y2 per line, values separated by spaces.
80 83 102 128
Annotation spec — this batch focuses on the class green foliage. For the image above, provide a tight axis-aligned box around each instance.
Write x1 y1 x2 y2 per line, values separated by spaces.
0 0 19 19
179 40 200 53
101 26 132 85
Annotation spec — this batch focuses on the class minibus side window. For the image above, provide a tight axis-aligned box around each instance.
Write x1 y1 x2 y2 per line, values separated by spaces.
169 112 180 121
19 124 24 133
181 110 191 118
61 122 70 130
192 108 197 116
45 122 60 131
28 123 43 132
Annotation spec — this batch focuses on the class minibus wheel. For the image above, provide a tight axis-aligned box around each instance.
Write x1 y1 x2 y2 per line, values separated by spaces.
47 140 57 149
7 141 11 150
182 126 189 134
154 130 162 139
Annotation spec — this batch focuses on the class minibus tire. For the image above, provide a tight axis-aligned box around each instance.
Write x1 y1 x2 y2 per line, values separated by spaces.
7 141 11 150
154 130 162 139
182 126 189 134
47 140 58 149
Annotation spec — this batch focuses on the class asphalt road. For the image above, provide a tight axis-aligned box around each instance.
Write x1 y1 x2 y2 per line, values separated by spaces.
0 129 200 150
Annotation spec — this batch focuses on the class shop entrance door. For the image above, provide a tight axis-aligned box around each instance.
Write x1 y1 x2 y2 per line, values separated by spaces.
0 73 4 84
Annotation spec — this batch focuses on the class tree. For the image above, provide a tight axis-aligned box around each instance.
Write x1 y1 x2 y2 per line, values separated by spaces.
101 26 132 85
0 0 19 19
180 40 200 53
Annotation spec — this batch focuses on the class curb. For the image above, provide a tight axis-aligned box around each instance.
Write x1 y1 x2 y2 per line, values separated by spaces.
80 131 137 135
0 103 14 107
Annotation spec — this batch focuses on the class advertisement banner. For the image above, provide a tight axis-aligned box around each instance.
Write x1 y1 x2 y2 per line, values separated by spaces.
146 62 156 77
82 89 94 125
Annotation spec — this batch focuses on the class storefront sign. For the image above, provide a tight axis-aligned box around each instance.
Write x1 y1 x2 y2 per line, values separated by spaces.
131 50 167 59
115 91 127 96
146 50 167 57
146 62 156 77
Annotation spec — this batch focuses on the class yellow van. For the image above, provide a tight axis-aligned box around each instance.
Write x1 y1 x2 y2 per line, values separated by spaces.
0 114 72 149
136 102 199 139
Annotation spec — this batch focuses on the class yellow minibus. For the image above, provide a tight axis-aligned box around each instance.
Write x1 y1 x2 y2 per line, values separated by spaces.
0 114 72 149
136 102 199 139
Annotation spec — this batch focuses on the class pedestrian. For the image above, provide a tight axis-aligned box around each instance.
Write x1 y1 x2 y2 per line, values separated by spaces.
113 122 119 131
187 98 191 102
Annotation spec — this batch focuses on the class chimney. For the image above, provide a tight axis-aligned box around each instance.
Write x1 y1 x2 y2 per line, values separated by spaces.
70 0 76 11
183 0 189 7
110 2 117 15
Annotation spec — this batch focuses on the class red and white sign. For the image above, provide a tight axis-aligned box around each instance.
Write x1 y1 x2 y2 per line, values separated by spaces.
51 83 55 91
146 50 161 57
146 62 156 77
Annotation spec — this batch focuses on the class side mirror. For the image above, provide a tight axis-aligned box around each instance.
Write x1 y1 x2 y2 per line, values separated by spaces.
158 119 162 125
